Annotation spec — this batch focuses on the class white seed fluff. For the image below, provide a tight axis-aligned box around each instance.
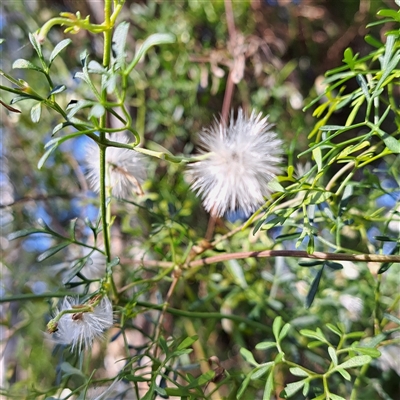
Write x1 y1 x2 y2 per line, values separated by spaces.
85 133 146 198
53 296 113 352
188 109 283 217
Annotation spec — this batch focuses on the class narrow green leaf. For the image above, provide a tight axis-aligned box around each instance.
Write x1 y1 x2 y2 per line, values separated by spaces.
289 367 309 377
112 21 130 66
343 47 354 69
38 144 57 170
240 348 259 367
31 102 42 123
379 133 400 153
329 393 347 400
312 146 322 172
383 313 400 325
380 34 395 69
10 95 30 104
328 347 338 365
300 328 328 343
12 59 43 72
364 35 382 48
336 355 372 370
319 125 345 131
60 362 86 378
352 347 381 358
37 242 69 262
8 228 46 240
49 85 66 96
191 370 215 387
263 369 274 400
256 341 276 350
236 371 253 399
305 265 325 308
302 381 310 397
272 316 283 342
127 33 176 73
251 363 273 380
278 323 291 341
325 261 343 270
356 74 370 100
49 39 72 66
88 60 106 74
106 257 120 273
154 385 167 397
282 380 306 397
88 104 105 119
298 260 324 267
326 324 342 337
177 335 198 351
335 368 351 381
29 32 43 60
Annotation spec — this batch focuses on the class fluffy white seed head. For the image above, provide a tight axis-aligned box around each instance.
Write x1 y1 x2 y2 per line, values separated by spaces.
85 133 146 198
188 109 283 217
52 296 113 352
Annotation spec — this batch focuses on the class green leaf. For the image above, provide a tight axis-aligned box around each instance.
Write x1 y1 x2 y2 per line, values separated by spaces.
12 59 43 72
328 347 338 365
272 316 283 342
379 132 400 153
227 259 248 288
37 242 70 262
186 370 215 388
300 328 328 344
240 347 259 367
303 191 332 205
88 60 106 74
88 104 105 119
251 363 273 380
343 47 355 69
329 393 347 400
377 9 400 21
106 257 120 273
256 341 276 350
364 35 382 48
278 323 291 341
38 144 57 170
356 74 370 101
289 367 309 377
112 21 130 67
29 32 43 60
352 347 381 358
263 369 274 400
282 380 306 397
154 385 167 397
312 147 322 172
383 313 400 326
335 368 351 381
236 371 253 399
177 335 198 351
8 228 46 240
325 261 343 270
127 33 176 73
335 355 372 370
326 324 342 337
31 102 42 123
305 265 325 308
49 39 72 66
60 362 86 378
380 34 396 69
320 125 345 131
48 85 66 96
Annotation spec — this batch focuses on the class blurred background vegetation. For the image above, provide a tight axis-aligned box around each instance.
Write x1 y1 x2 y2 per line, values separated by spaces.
1 0 399 399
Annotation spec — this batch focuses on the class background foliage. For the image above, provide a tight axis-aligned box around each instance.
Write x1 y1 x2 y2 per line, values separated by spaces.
0 0 399 399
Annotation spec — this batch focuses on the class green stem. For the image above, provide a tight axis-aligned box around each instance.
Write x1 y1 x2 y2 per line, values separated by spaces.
135 300 271 333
